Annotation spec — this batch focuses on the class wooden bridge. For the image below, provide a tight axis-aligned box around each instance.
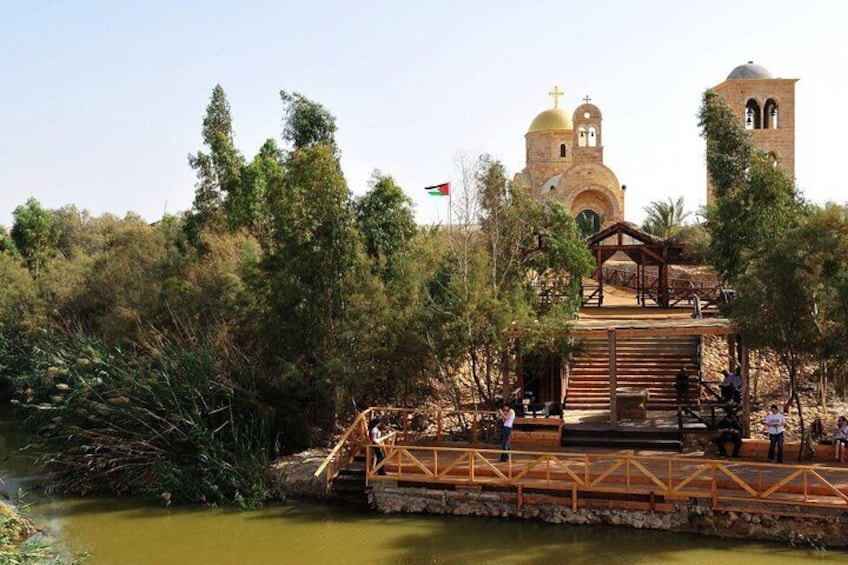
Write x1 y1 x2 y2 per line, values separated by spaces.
316 407 848 514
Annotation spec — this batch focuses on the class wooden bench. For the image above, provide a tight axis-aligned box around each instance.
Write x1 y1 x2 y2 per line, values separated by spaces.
738 439 837 461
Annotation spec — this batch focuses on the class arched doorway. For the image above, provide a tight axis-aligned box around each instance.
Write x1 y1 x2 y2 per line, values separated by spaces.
576 209 602 238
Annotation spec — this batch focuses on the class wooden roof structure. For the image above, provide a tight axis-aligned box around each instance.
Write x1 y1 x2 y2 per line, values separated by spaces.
586 222 700 308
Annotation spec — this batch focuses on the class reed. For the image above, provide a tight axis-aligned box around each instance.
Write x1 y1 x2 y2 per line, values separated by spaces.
10 331 274 508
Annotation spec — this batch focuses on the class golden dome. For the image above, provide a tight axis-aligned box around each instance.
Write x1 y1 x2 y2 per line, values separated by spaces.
527 108 573 133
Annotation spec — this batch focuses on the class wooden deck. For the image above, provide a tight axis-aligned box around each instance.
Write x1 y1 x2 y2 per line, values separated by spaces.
370 442 848 511
316 407 848 517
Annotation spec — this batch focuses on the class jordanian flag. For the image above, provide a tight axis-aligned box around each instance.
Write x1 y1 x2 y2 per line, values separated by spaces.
425 182 450 196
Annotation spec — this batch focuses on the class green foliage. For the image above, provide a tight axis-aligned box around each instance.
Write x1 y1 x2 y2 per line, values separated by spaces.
699 89 751 199
186 84 245 248
576 210 604 239
355 171 417 282
699 91 800 283
674 222 710 263
10 331 275 508
227 139 284 241
641 197 691 239
280 90 338 155
11 198 55 276
0 226 18 257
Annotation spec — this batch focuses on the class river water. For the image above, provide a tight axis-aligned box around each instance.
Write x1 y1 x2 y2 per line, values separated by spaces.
2 408 847 564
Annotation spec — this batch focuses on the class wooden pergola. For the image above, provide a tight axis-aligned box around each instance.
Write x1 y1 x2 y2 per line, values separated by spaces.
586 222 697 308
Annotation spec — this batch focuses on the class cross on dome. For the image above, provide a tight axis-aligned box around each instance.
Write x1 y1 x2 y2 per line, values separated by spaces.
583 95 592 104
548 85 564 108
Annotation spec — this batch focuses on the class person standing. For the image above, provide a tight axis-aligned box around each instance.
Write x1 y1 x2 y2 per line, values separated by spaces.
369 417 386 475
675 366 690 406
498 403 516 462
833 416 848 463
763 404 787 463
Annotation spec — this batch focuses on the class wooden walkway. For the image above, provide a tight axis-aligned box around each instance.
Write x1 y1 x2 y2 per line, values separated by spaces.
316 408 848 516
370 443 848 511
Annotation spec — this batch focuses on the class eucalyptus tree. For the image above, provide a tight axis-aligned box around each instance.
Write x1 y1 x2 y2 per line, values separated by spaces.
11 198 55 276
355 171 417 283
186 84 245 246
699 90 799 283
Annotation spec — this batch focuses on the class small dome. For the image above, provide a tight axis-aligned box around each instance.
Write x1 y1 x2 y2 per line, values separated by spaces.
528 108 573 133
727 61 774 80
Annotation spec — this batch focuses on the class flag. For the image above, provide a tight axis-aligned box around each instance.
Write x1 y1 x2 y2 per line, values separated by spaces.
425 182 450 196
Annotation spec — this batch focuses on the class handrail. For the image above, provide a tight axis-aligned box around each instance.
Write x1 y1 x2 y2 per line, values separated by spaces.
313 408 372 481
365 444 848 509
314 406 502 487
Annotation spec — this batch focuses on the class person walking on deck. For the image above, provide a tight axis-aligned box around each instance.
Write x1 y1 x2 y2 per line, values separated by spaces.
498 403 516 462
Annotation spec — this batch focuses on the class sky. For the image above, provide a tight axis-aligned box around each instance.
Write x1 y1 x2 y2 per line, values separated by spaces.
2 0 848 229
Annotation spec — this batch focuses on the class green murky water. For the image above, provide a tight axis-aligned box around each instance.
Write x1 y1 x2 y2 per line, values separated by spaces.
2 408 847 564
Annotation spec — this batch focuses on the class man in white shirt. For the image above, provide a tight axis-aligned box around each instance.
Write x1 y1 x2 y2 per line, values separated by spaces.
499 403 516 462
763 404 787 463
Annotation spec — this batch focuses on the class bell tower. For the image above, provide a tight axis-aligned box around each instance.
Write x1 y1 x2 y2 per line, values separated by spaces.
708 62 798 205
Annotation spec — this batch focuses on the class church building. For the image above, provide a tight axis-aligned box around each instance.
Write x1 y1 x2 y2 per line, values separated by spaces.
514 87 625 232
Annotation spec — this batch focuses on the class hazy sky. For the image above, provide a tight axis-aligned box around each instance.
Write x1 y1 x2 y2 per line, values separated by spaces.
2 0 847 229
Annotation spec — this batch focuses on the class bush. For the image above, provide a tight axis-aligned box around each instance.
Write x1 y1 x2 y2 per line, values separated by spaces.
10 331 275 508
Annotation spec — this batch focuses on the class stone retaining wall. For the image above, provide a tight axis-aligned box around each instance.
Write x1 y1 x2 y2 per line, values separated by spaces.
370 483 848 547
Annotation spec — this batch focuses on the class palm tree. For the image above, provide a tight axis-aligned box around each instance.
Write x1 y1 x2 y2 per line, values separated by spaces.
641 197 691 239
576 210 605 239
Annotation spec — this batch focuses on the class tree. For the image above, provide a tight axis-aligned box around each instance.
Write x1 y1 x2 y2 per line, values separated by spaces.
280 90 338 155
355 171 417 283
641 197 691 239
186 84 245 246
699 90 799 283
227 138 285 242
11 198 54 276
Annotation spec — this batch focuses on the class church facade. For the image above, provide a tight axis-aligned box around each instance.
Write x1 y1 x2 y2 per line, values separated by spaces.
514 88 625 231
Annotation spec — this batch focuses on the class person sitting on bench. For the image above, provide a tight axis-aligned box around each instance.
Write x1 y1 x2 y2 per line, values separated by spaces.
713 408 742 458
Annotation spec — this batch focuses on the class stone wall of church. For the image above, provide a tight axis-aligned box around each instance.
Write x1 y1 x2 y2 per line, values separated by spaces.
525 130 572 187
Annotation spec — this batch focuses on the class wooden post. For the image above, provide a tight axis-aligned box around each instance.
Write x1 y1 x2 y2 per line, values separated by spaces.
741 339 751 438
572 484 578 512
609 329 618 430
472 414 478 446
659 263 669 307
597 248 604 307
727 335 736 371
437 411 443 442
517 485 524 513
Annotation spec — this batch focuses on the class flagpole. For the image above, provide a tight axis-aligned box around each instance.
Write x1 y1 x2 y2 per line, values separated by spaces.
448 184 452 231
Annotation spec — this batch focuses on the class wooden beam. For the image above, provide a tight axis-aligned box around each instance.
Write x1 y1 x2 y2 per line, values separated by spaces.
741 339 750 438
609 329 618 430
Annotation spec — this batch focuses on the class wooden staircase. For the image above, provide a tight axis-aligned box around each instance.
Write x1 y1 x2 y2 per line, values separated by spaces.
565 336 698 410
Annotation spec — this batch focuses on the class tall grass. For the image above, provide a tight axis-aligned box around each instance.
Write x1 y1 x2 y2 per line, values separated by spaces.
9 331 275 508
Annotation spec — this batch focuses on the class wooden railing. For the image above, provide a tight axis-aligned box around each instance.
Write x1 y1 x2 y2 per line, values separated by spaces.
315 407 501 489
595 265 727 308
313 408 374 490
366 445 848 510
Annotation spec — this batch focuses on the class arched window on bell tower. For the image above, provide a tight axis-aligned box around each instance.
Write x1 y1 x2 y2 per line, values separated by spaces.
578 126 587 147
764 99 778 129
745 99 762 130
560 143 567 158
588 126 598 147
